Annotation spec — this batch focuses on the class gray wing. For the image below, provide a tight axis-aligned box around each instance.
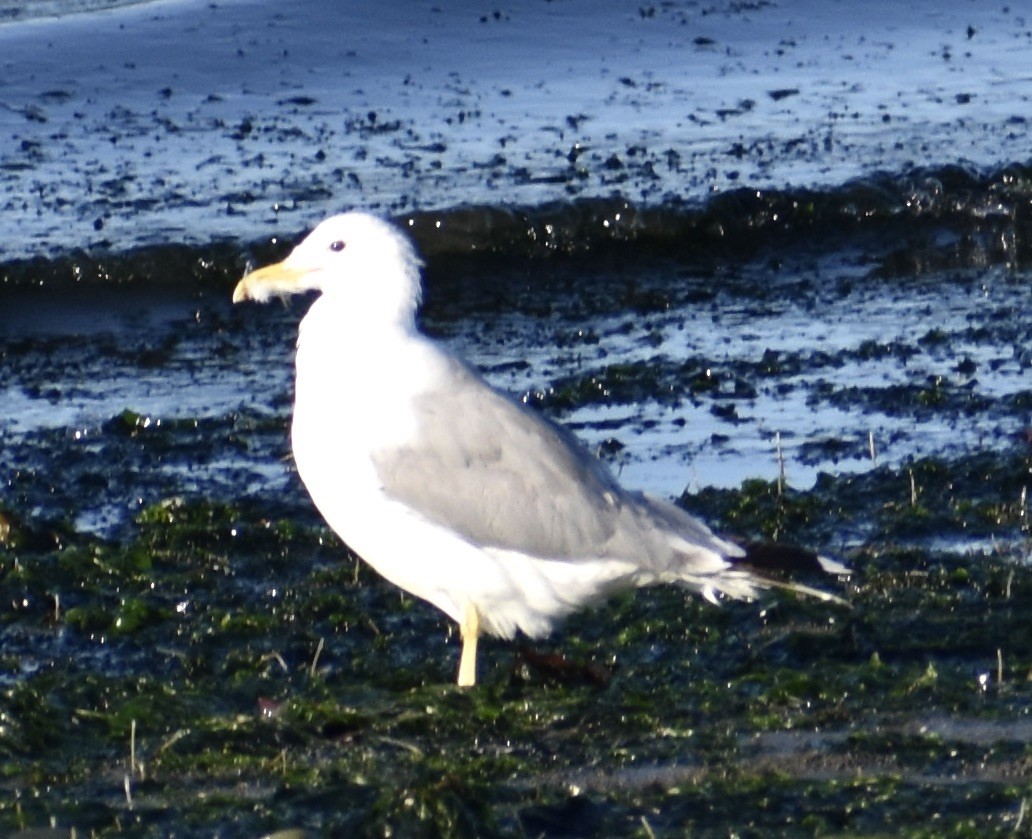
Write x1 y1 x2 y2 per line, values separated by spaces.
372 353 736 569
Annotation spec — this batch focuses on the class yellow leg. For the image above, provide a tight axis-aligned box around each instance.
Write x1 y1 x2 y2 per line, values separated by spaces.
457 603 479 687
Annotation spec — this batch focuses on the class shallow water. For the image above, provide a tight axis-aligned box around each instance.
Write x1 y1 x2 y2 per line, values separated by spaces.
4 199 1030 537
1 0 1030 256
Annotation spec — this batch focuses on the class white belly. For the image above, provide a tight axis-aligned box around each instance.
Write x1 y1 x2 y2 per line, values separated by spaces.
290 320 637 639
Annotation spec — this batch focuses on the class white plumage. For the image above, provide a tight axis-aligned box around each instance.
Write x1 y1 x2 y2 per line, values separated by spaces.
233 212 844 686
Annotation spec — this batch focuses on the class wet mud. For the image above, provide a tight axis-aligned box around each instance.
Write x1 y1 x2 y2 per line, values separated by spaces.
1 456 1030 836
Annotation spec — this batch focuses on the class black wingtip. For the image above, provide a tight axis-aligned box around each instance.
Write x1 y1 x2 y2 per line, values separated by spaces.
740 541 851 579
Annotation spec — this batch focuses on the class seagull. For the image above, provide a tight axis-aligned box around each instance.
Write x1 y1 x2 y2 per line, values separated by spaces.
233 212 846 687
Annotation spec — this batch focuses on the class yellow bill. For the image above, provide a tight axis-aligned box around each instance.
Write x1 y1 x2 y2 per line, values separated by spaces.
232 261 311 303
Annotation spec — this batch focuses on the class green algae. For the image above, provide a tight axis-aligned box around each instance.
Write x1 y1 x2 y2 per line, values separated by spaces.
3 442 1032 835
2 402 1031 837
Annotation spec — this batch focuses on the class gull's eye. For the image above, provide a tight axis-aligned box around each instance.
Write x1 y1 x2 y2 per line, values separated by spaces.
329 240 346 252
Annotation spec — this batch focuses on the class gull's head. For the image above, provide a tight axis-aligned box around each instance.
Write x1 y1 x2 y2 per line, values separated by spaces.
232 212 424 324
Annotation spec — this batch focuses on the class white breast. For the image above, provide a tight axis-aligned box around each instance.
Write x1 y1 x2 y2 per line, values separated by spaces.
290 298 479 622
288 295 634 639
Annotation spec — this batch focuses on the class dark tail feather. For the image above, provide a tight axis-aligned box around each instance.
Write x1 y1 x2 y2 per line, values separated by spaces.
740 541 851 579
734 541 851 605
